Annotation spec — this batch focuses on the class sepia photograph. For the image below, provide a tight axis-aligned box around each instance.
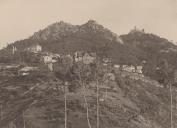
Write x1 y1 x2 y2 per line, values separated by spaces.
0 0 177 128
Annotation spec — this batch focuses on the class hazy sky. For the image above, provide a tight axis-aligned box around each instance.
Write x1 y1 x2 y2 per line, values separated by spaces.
0 0 177 48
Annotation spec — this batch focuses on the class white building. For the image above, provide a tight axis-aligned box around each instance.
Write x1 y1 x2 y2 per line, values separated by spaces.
114 64 120 69
18 67 38 76
122 65 135 72
43 56 53 64
27 44 42 53
12 45 17 54
43 54 60 64
136 66 143 74
121 65 143 74
74 51 83 62
83 53 96 65
103 58 111 64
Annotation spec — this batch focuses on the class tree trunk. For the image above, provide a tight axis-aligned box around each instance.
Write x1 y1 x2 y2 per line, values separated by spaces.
170 82 173 128
78 68 92 128
95 57 100 128
96 79 99 128
0 104 2 120
64 86 67 128
79 58 92 128
23 111 26 128
83 82 92 128
105 88 108 100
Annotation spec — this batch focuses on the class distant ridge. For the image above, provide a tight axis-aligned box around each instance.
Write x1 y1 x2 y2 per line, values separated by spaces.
30 20 122 44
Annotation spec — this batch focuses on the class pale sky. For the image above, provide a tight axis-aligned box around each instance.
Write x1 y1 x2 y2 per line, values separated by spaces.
0 0 177 48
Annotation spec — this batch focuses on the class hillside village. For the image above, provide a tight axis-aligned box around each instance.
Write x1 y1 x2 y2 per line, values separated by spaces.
1 21 177 128
11 43 144 77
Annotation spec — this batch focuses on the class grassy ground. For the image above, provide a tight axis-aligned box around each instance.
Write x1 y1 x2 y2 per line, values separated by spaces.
0 66 177 128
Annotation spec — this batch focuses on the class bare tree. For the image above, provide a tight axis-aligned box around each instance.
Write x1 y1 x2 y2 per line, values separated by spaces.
95 58 100 128
77 62 92 128
96 77 99 128
64 85 67 128
169 81 173 128
23 111 26 128
54 54 74 128
83 81 92 128
0 104 2 121
157 59 174 128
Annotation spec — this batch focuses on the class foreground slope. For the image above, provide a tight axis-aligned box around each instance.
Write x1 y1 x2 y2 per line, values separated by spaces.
0 67 177 128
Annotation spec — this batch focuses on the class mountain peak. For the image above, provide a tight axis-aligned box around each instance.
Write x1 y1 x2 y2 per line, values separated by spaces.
86 20 98 25
32 21 78 41
82 19 103 29
56 21 74 27
48 21 75 30
30 20 123 44
58 20 69 24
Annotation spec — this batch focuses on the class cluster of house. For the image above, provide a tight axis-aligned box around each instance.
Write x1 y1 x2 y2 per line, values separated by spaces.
26 44 42 53
113 64 143 74
39 51 96 72
17 44 144 77
17 44 98 74
74 51 96 64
